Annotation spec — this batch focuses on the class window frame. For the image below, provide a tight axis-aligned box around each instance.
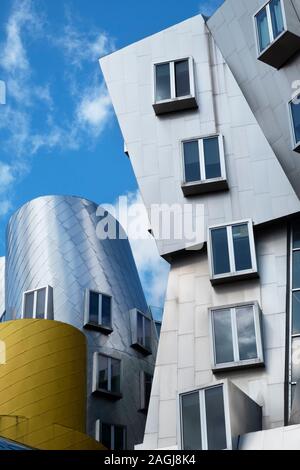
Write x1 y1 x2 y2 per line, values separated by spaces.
92 352 122 400
95 420 127 450
254 0 287 56
207 219 258 284
21 286 53 320
84 289 113 334
288 95 300 153
130 308 152 355
179 384 231 451
139 370 153 412
209 302 264 372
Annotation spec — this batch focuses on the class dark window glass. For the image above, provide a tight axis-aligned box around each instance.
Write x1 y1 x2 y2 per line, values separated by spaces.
236 306 258 360
89 291 99 324
175 59 190 97
155 321 161 338
292 291 300 335
111 358 121 394
98 355 108 391
292 337 300 382
137 312 144 346
36 288 46 319
232 224 252 271
24 292 34 319
203 137 221 179
144 373 153 410
183 141 201 183
101 423 111 449
114 426 125 451
291 97 300 144
213 309 234 364
270 0 284 39
211 227 230 275
293 251 300 289
101 295 111 328
144 317 151 350
293 221 300 249
181 392 202 450
205 386 227 450
256 7 271 52
155 63 171 101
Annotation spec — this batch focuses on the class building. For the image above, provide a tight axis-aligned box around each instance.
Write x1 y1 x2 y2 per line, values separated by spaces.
0 195 157 449
100 0 300 450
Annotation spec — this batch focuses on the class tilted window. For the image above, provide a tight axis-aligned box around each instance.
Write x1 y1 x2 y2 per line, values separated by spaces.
95 421 126 450
289 95 300 152
93 353 122 399
139 371 153 412
22 286 53 320
84 289 112 333
255 0 285 53
130 309 152 355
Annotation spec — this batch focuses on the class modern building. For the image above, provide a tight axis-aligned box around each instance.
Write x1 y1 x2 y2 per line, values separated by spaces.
101 0 300 450
0 195 157 449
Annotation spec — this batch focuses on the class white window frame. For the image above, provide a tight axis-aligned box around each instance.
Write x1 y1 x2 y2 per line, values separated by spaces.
84 289 112 330
208 219 258 282
92 352 122 395
21 286 52 320
136 309 152 352
181 134 226 185
254 0 287 56
288 96 300 151
95 420 126 450
153 57 195 105
209 302 264 371
179 384 231 451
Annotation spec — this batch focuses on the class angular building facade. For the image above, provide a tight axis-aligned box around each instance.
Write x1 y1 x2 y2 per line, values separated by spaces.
101 1 300 450
0 195 157 450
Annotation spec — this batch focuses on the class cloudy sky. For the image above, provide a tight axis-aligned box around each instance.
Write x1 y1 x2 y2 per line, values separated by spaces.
0 0 224 312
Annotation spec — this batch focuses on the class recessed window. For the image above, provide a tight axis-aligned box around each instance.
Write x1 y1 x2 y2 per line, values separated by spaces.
208 220 258 284
289 95 300 152
255 0 285 53
153 58 197 115
95 421 126 450
140 371 153 412
180 385 228 450
130 309 152 355
22 286 53 320
84 290 112 333
93 353 122 399
182 135 227 196
210 303 264 371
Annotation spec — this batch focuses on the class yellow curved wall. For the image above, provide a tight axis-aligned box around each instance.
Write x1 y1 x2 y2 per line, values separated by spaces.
0 319 104 450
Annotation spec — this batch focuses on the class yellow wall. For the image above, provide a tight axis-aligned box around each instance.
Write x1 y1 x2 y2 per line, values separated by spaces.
0 319 104 450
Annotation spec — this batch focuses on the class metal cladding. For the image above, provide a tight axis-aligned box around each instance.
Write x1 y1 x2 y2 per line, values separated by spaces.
4 195 156 449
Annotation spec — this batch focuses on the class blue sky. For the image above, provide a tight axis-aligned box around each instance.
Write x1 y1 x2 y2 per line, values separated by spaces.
0 0 224 310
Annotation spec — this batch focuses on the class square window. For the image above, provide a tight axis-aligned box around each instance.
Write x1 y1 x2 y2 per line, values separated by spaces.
210 303 264 371
84 290 112 334
130 309 152 355
93 353 122 399
181 135 227 196
96 421 126 450
22 286 53 320
208 220 258 284
153 57 197 115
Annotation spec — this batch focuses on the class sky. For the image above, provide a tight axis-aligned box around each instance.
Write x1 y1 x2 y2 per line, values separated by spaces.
0 0 224 312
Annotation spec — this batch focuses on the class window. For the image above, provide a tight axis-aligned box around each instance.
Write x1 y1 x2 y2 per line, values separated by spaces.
182 135 227 196
289 95 300 152
180 385 228 450
84 290 112 333
93 353 122 399
140 371 153 412
96 421 126 450
208 220 257 284
130 309 152 355
153 58 197 115
255 0 285 53
22 286 53 320
209 303 264 371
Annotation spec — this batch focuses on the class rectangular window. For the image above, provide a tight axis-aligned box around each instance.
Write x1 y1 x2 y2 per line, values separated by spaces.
96 421 126 450
290 95 300 150
181 385 228 450
94 353 121 396
209 220 257 282
210 303 263 371
140 371 153 411
255 0 285 53
84 290 112 332
183 136 224 184
22 286 53 320
174 59 190 98
130 309 152 354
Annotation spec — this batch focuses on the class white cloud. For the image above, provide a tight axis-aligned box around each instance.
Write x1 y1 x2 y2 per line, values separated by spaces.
76 84 112 136
0 163 15 192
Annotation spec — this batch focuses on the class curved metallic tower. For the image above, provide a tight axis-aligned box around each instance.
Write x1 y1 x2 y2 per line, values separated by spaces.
5 195 156 449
